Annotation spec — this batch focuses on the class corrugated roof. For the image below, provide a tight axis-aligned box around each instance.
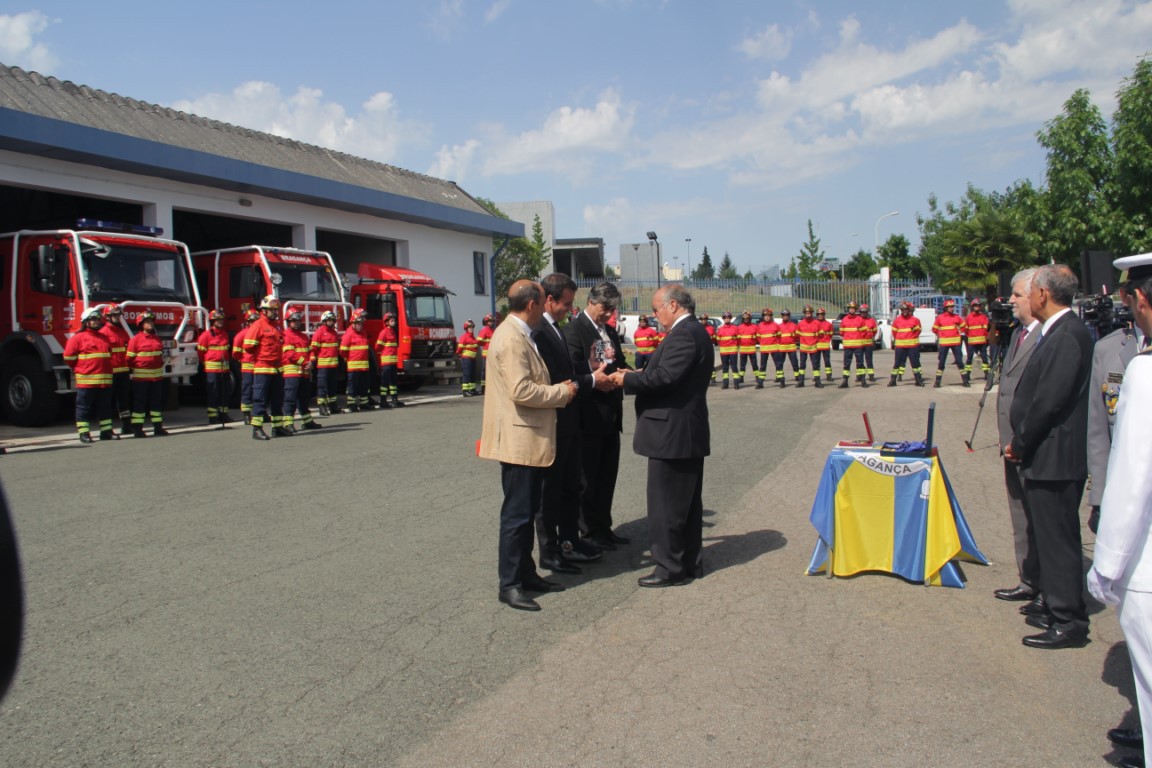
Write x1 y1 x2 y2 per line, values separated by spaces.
0 63 521 237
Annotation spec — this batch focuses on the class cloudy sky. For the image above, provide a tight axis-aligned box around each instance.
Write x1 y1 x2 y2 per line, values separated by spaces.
3 1 1151 275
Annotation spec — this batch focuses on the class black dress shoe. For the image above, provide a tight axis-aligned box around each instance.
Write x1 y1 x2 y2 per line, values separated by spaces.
561 540 603 562
1117 754 1145 768
585 535 617 551
498 587 541 611
1022 626 1089 650
1024 613 1052 630
994 585 1037 601
1019 595 1048 616
539 557 581 574
522 576 566 593
1109 727 1144 749
637 573 690 588
606 530 631 545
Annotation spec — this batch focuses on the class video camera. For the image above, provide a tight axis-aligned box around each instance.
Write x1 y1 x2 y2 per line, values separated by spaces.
988 298 1013 328
1080 294 1132 336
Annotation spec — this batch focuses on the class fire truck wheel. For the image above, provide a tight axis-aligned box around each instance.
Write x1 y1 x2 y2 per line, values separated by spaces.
1 356 59 427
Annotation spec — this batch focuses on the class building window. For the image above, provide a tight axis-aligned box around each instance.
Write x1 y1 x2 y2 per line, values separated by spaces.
473 251 486 295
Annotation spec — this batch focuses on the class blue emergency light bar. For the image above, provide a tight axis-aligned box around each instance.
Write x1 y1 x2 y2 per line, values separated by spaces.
75 219 164 236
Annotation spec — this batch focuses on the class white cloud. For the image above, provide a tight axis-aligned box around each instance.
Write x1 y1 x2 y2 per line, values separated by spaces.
172 81 427 164
484 0 512 24
429 0 465 40
428 139 481 181
737 24 791 61
0 11 58 72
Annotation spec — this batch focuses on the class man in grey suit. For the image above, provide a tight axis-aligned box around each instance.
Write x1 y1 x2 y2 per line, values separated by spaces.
993 267 1042 603
608 284 712 587
1005 263 1094 649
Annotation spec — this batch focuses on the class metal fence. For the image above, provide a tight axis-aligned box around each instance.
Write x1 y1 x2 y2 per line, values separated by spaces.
575 278 942 321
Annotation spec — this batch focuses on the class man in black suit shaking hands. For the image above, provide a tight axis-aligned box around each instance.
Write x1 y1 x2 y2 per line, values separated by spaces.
609 284 713 587
1005 263 1093 649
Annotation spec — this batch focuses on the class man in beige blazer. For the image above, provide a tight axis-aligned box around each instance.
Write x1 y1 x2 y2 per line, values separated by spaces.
479 280 577 611
994 267 1041 603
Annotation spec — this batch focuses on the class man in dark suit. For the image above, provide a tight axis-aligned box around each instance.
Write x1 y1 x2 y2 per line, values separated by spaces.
609 284 712 587
565 282 632 551
534 274 609 574
1005 263 1094 649
993 267 1041 603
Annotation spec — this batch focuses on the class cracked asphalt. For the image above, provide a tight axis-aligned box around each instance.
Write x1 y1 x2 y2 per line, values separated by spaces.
0 351 1138 767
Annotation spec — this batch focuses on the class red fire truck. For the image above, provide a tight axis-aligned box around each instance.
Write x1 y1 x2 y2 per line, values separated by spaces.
191 245 349 334
1 221 205 426
348 264 459 388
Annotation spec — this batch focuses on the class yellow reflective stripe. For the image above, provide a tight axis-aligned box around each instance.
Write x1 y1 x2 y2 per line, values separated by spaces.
77 352 111 360
75 373 112 386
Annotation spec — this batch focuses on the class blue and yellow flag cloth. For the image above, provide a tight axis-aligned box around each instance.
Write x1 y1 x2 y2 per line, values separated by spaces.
806 448 987 587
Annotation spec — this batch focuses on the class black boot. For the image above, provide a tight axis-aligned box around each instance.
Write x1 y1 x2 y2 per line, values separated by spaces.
379 398 393 409
888 374 898 387
858 375 869 389
79 432 93 444
153 424 169 437
933 374 942 389
392 396 404 408
734 378 741 390
797 375 805 388
317 402 330 417
220 412 235 424
778 379 786 389
303 421 324 430
121 418 133 434
814 376 824 389
722 379 729 390
962 372 972 388
869 373 876 383
914 372 925 387
99 430 119 441
839 376 849 389
755 380 764 389
131 425 149 438
252 426 269 441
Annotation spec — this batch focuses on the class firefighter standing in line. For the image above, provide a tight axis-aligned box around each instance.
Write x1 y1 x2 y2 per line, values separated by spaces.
775 308 802 388
816 307 834 380
889 301 925 386
456 319 479 397
340 308 373 412
735 310 758 387
476 314 495 394
700 312 717 384
245 295 288 440
633 315 659 369
233 309 260 423
932 298 969 387
63 307 115 443
98 303 132 434
127 311 168 437
197 308 233 428
796 305 824 388
282 308 322 432
838 302 870 388
859 304 880 382
375 312 405 408
964 298 992 380
311 310 341 416
755 308 779 388
716 311 740 388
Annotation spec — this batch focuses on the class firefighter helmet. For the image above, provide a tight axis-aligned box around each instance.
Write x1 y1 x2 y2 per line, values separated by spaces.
320 310 337 323
135 311 156 329
285 308 304 323
82 307 104 323
846 301 859 310
741 310 752 318
259 295 280 310
803 304 814 313
350 308 367 323
700 313 709 320
382 312 396 323
780 308 791 316
483 314 494 323
639 315 649 325
721 311 732 319
762 308 773 316
859 303 870 312
209 308 226 321
816 307 827 315
970 298 983 307
900 301 915 311
102 303 122 318
943 299 956 309
245 309 261 323
463 319 474 329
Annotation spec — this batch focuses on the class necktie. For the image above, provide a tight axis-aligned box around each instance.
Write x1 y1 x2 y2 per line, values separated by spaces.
1015 327 1029 351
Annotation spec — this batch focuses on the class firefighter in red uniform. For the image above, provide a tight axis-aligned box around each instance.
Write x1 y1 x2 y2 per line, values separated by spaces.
716 311 740 388
340 308 373 412
889 301 925 386
859 303 880 382
375 312 405 408
310 310 341 416
932 298 968 387
63 307 115 443
476 314 495 394
700 313 717 384
838 302 870 388
733 310 756 387
245 295 287 440
233 309 260 423
98 303 132 434
755 308 779 388
456 319 480 397
816 307 834 380
282 307 322 432
127 311 168 437
963 298 992 380
796 305 824 388
197 308 233 428
775 308 801 388
633 315 659 370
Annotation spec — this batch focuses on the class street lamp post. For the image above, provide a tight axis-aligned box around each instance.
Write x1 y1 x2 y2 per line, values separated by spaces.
874 211 899 254
647 231 660 286
685 237 692 280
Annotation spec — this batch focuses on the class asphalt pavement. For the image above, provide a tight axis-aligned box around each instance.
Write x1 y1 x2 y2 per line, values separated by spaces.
0 351 1137 767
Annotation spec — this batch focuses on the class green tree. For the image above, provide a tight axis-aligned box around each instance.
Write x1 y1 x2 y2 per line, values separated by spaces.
691 247 715 280
937 208 1038 296
604 263 618 278
475 198 550 301
1107 57 1152 254
842 248 878 280
794 219 823 280
877 234 925 280
717 252 740 279
1036 88 1112 264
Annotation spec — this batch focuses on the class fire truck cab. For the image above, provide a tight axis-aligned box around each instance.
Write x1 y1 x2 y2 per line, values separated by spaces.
0 221 205 426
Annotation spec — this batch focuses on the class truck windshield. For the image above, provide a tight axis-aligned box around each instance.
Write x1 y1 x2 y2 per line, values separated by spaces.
80 240 194 304
268 265 341 300
405 290 454 326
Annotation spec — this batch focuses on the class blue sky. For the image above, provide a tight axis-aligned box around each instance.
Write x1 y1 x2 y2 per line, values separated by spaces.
3 1 1151 276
